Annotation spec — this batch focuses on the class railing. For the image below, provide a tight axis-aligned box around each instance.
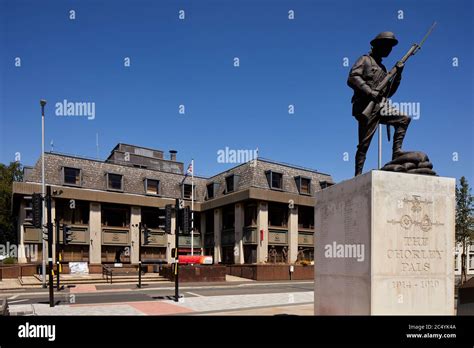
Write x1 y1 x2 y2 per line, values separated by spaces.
102 265 113 284
102 264 143 284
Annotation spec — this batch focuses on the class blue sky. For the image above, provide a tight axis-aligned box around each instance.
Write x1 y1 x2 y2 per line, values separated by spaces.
1 0 472 184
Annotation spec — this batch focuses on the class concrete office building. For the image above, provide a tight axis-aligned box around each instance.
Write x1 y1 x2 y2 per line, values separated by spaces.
12 144 334 269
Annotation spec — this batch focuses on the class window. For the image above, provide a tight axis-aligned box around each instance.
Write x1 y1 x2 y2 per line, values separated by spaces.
295 176 311 195
63 167 81 186
266 170 283 190
207 183 215 199
101 204 130 227
268 203 288 227
142 207 161 229
56 199 89 225
225 175 234 193
470 252 474 271
107 173 123 191
244 203 257 226
182 184 193 199
222 205 235 230
272 172 283 189
320 181 334 189
205 210 214 233
455 254 459 271
301 178 311 194
145 179 160 195
298 206 314 229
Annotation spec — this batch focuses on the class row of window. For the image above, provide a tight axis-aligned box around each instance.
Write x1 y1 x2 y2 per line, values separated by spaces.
52 199 202 230
205 175 240 199
266 171 312 195
62 167 194 199
48 199 314 230
205 172 312 199
62 167 317 200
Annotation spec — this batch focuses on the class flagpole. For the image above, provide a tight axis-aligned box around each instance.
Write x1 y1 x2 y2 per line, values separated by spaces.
191 159 194 256
40 100 47 288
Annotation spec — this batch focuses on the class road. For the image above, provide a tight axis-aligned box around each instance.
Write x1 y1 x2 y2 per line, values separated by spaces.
3 280 314 307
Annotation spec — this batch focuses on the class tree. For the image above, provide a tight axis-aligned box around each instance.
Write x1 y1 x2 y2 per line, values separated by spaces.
455 176 474 284
0 161 23 246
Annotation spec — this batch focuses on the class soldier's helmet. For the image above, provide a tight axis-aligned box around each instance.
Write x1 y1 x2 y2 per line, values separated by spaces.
370 31 399 47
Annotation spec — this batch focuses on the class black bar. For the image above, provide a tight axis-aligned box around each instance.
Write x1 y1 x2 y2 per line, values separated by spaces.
174 199 179 302
1 316 473 346
46 185 54 307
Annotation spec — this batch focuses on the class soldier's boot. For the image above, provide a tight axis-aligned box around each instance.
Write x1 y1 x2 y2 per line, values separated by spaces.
391 126 408 160
355 152 366 176
391 116 411 160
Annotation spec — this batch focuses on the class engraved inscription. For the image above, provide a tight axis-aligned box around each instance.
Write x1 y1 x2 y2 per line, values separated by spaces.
386 195 445 273
391 279 440 289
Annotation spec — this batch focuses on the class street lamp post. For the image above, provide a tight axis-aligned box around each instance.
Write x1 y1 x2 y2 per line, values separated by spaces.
40 99 47 288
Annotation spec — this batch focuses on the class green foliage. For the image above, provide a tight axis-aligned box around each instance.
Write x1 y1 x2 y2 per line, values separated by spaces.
1 257 17 264
0 162 23 245
455 177 474 283
455 176 474 243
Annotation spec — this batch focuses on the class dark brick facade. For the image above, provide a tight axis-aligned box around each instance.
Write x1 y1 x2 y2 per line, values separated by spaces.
204 159 333 201
22 144 334 205
25 153 208 202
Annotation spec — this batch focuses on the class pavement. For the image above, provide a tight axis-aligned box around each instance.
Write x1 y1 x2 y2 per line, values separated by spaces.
171 291 313 313
8 301 314 316
0 278 25 290
209 303 314 315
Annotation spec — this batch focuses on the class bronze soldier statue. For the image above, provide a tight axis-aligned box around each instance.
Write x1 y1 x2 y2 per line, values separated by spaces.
348 32 411 176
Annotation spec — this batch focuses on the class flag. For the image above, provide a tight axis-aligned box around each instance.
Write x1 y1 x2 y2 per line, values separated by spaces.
181 162 193 184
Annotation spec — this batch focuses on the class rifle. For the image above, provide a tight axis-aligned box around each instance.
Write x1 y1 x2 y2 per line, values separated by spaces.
361 22 437 138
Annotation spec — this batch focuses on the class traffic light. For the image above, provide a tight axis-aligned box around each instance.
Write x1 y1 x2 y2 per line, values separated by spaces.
171 248 178 258
165 204 172 234
143 225 152 245
63 225 73 245
31 193 43 228
158 205 173 234
181 206 192 234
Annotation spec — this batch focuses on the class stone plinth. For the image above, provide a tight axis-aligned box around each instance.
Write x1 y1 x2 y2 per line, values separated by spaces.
314 170 455 315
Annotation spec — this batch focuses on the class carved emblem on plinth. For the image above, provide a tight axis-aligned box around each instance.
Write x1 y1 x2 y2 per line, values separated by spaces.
387 195 444 232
